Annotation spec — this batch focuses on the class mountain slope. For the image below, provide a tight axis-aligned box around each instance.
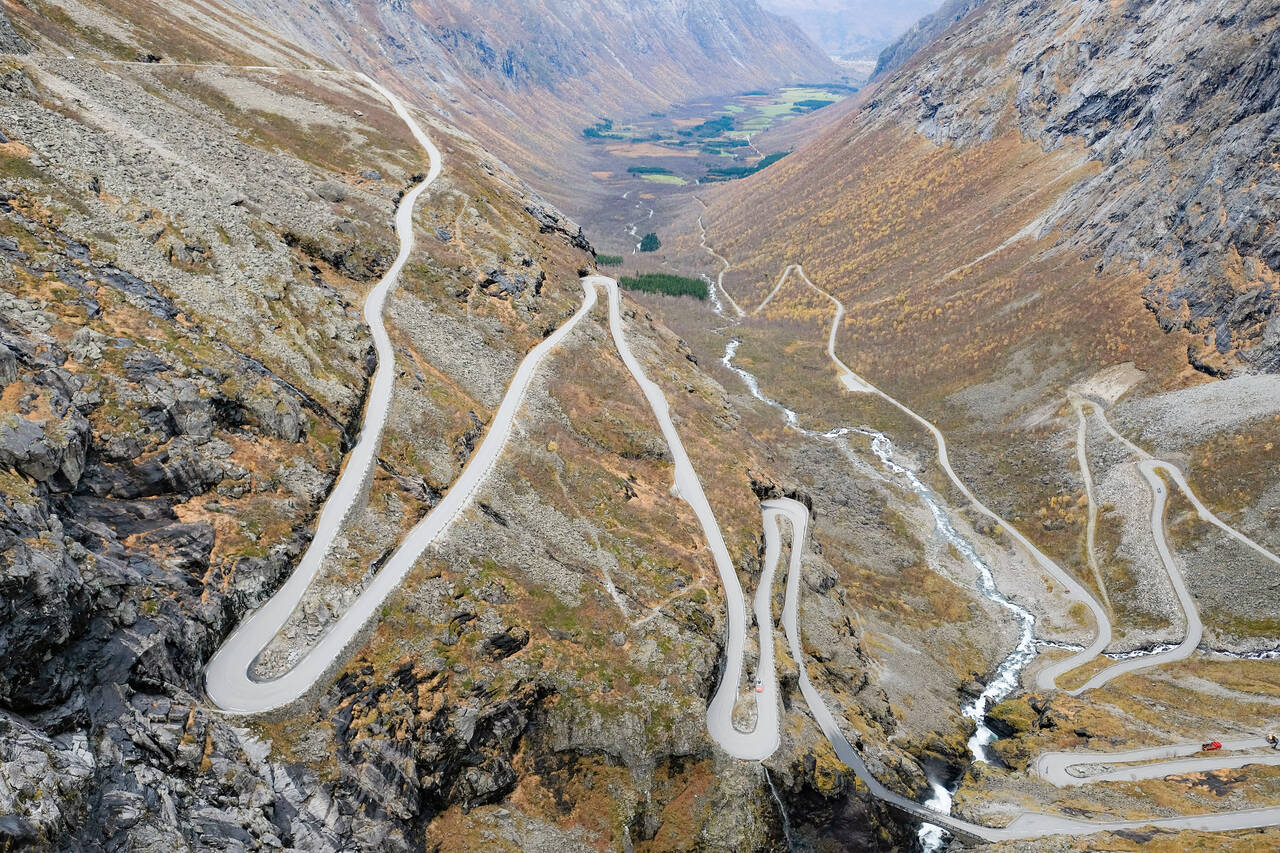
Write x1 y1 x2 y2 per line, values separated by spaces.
222 0 838 215
0 2 933 850
708 0 1280 389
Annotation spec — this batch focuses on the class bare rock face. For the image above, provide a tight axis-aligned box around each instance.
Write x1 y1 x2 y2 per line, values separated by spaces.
1012 0 1280 375
872 0 1280 375
0 11 26 55
330 662 549 831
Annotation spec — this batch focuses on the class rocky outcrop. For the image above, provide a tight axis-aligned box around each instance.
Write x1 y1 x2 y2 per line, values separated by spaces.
524 202 593 254
331 662 549 831
0 11 26 55
1023 2 1280 375
0 323 336 848
282 230 393 283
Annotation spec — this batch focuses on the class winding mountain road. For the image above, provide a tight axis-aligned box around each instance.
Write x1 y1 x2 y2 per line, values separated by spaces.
212 259 784 729
1059 396 1280 693
176 59 779 748
1089 401 1280 567
1073 396 1112 611
1035 739 1280 787
143 55 1280 842
205 72 449 712
207 196 781 742
732 259 1280 840
780 265 1112 684
758 496 1280 841
695 213 746 318
588 274 777 760
1063 460 1203 693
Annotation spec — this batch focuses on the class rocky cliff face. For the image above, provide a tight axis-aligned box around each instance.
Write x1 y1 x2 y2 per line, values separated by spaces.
712 0 1280 383
1015 0 1280 375
877 0 1280 376
221 0 838 214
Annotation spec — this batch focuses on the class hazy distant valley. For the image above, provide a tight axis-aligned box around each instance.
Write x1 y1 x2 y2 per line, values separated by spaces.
1 1 1279 852
760 0 944 60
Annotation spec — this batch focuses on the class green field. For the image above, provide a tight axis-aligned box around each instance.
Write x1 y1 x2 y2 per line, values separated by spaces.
582 83 851 187
640 173 688 185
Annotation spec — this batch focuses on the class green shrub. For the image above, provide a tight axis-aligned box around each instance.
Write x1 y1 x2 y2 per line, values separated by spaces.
582 118 615 139
639 232 661 252
619 272 706 300
691 114 735 136
627 165 673 175
596 254 624 267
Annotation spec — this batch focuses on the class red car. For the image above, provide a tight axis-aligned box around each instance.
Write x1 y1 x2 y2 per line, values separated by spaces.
1201 741 1223 751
